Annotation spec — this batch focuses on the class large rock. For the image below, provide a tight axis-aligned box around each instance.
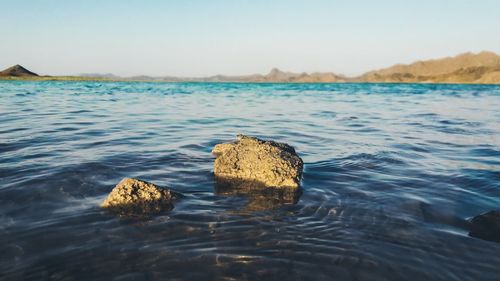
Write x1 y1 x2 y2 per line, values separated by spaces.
102 178 174 215
469 210 500 243
212 135 303 189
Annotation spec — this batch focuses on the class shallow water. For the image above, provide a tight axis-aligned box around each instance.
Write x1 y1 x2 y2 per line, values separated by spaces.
1 81 499 281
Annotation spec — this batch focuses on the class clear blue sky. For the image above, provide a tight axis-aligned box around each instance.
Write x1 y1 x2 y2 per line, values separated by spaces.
1 0 499 77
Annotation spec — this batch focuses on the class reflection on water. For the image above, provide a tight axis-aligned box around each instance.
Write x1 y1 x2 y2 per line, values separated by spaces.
214 176 302 212
0 81 500 280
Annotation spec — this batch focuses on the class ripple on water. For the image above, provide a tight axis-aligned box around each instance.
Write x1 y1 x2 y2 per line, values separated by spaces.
0 81 499 280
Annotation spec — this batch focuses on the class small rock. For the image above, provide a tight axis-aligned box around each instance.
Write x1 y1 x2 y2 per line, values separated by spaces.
102 178 174 215
469 210 500 243
212 135 304 189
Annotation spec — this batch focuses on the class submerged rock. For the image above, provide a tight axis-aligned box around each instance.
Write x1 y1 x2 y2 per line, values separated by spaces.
469 210 500 243
101 178 174 215
215 183 302 211
212 135 303 189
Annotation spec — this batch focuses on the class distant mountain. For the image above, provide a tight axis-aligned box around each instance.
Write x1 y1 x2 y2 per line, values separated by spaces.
262 68 346 82
122 68 346 83
79 73 120 79
2 51 500 83
199 68 346 83
359 51 500 83
0 64 38 77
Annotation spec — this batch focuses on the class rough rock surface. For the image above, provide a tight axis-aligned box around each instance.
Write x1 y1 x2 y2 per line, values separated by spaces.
102 178 174 215
212 135 303 189
469 210 500 243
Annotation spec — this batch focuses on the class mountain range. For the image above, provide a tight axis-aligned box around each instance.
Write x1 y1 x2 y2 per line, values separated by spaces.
1 51 500 84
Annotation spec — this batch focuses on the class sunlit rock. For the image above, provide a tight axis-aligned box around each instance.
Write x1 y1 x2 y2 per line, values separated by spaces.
469 210 500 243
212 135 304 190
101 178 174 215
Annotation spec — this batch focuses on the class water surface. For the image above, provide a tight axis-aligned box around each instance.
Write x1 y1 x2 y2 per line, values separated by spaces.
1 81 499 280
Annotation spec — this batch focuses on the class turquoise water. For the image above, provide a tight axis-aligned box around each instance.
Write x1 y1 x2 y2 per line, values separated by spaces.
1 81 500 280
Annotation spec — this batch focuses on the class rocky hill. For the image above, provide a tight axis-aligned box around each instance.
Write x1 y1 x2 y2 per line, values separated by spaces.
359 51 500 83
0 64 38 77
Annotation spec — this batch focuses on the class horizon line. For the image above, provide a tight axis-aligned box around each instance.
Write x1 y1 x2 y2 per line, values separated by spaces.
2 50 498 78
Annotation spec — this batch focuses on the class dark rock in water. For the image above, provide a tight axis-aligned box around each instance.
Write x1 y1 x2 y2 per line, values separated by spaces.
469 210 500 243
101 178 174 216
212 135 303 189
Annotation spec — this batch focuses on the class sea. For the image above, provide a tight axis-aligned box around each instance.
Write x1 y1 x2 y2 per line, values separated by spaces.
1 81 499 280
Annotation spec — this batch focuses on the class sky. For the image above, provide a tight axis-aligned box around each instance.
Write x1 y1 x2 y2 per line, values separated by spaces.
1 0 499 77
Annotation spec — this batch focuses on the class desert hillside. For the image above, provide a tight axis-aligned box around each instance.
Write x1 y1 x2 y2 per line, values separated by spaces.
360 51 500 83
